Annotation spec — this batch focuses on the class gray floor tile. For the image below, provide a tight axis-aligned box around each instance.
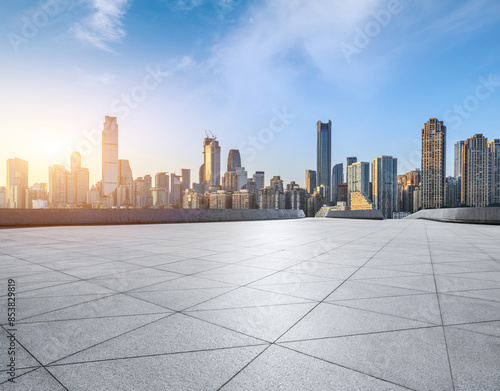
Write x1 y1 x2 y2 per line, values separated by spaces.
280 326 453 391
221 345 408 390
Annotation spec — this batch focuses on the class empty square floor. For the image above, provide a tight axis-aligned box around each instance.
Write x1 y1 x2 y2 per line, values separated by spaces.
1 218 499 390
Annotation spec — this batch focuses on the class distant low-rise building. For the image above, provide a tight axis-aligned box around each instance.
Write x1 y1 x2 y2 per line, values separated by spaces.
210 190 232 209
232 190 256 209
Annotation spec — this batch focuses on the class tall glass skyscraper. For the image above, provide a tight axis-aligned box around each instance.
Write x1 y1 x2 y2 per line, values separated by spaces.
227 149 242 172
102 116 119 197
316 120 332 201
332 163 344 204
203 136 221 186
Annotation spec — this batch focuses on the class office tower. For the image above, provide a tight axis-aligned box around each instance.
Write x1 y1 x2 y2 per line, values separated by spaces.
346 157 357 179
180 169 191 193
0 187 6 208
119 160 133 186
203 135 221 186
75 168 89 204
232 190 256 209
245 180 256 194
332 163 343 204
235 167 247 190
445 176 461 208
317 120 332 201
71 151 82 173
49 164 69 206
170 173 182 207
421 118 446 209
227 149 242 172
102 116 119 196
305 170 316 194
155 172 169 189
6 157 29 209
253 171 265 191
454 141 465 178
489 139 500 205
461 134 490 207
372 156 398 219
347 162 370 205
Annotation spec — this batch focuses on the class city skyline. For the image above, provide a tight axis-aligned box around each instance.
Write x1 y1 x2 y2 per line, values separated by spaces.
1 1 500 187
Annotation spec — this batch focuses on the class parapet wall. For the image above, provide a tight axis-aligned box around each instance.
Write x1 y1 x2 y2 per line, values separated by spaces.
325 210 384 220
405 207 500 225
0 208 305 227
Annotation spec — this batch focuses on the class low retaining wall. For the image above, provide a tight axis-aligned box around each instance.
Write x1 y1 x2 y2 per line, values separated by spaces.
405 207 500 225
0 209 305 227
325 210 384 220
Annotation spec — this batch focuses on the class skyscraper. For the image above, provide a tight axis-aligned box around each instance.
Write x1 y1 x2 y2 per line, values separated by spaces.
372 156 398 219
180 169 191 193
317 120 332 201
346 157 357 179
461 134 490 207
170 173 182 207
71 151 81 173
102 116 119 196
489 139 500 205
454 141 464 178
119 160 133 186
227 149 242 172
347 162 370 205
332 163 344 205
203 135 221 186
253 171 265 191
49 164 69 206
305 170 316 194
421 118 446 209
6 157 28 209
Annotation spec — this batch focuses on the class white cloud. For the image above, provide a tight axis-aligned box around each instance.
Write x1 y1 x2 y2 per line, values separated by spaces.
71 0 130 51
75 67 115 87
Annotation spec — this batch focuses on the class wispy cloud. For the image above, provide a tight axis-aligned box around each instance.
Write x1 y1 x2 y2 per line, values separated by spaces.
75 67 116 87
71 0 130 52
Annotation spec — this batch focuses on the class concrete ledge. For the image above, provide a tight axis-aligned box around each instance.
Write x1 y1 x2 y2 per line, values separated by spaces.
325 210 384 220
405 207 500 225
0 208 305 227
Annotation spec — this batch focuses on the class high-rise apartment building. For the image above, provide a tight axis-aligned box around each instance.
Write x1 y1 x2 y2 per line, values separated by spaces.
346 157 357 179
421 118 446 209
347 162 370 205
454 141 465 178
75 168 89 204
102 116 119 196
227 149 242 172
317 120 332 201
305 170 316 194
203 135 221 186
445 176 461 208
332 163 344 204
6 157 29 209
489 139 500 205
372 156 398 219
398 169 421 213
461 134 490 207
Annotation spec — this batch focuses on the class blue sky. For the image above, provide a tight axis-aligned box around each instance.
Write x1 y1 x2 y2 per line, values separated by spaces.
1 0 499 187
